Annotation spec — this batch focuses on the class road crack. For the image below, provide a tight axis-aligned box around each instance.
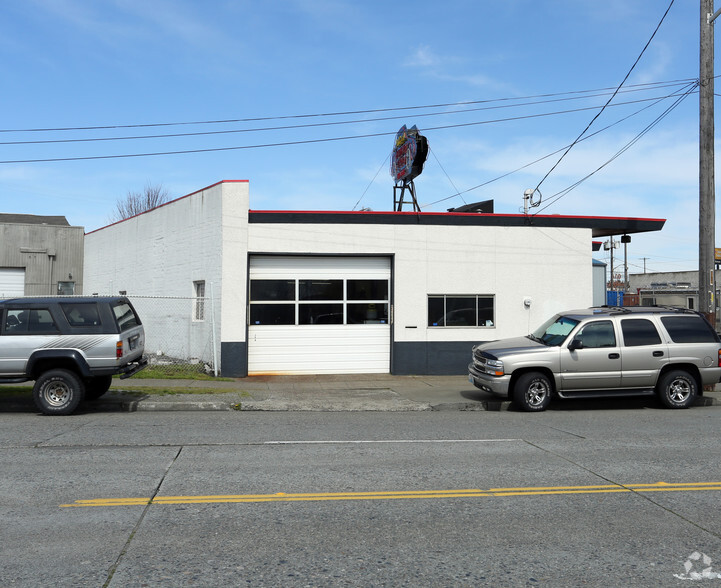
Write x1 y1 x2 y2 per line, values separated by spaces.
102 445 183 587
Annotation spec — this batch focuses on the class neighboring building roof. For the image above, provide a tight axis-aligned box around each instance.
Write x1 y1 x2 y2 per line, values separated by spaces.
248 210 666 238
0 213 70 226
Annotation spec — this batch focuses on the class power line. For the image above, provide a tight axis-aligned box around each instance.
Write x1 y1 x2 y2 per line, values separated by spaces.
529 0 676 205
0 78 696 135
0 90 696 164
532 81 695 214
0 84 695 147
421 81 696 208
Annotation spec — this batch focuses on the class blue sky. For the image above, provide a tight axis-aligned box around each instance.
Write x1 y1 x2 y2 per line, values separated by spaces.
0 0 713 274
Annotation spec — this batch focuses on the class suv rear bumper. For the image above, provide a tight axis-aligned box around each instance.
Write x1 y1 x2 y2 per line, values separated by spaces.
118 355 149 379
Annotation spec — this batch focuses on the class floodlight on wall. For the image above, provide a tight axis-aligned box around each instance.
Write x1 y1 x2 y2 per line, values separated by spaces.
523 297 532 308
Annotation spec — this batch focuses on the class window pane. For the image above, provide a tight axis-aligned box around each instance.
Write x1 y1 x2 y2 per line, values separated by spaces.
194 281 206 321
575 320 616 348
444 297 476 326
621 318 662 346
29 309 58 333
299 280 343 301
250 304 295 325
113 302 141 331
428 297 445 326
477 297 494 326
661 316 718 343
347 279 388 301
5 309 29 333
250 280 295 301
348 303 388 324
61 303 101 327
299 303 343 324
57 281 75 295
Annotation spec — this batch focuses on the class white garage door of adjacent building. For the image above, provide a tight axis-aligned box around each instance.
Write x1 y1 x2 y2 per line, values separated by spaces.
248 256 391 375
0 268 25 297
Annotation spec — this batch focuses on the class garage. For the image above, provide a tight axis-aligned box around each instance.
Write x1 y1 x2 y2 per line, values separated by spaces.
0 268 25 297
247 255 391 375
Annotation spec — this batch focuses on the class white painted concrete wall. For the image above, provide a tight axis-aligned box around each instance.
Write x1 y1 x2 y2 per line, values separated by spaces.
84 181 250 357
248 222 593 341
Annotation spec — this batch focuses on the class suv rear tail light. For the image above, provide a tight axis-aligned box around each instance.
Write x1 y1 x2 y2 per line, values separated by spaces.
116 341 123 359
718 349 721 367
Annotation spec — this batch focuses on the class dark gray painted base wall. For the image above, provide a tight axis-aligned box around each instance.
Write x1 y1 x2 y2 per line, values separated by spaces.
392 341 476 375
220 340 479 377
220 342 248 377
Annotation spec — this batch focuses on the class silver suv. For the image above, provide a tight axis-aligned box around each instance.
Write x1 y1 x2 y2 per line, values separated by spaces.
0 296 148 415
468 307 721 411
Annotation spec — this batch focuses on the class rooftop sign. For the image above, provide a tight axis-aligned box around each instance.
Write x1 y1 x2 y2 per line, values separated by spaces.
390 125 428 184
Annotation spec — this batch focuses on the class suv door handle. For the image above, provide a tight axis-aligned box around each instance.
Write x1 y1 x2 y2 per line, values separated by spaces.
653 351 664 357
608 353 620 359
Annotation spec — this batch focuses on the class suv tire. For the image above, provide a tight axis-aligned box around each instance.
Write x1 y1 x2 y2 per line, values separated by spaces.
84 375 113 400
513 371 552 412
657 369 697 409
33 369 85 415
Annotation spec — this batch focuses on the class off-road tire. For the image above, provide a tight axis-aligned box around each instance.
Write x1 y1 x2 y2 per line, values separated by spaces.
657 369 697 409
513 371 553 412
84 375 113 400
33 369 85 415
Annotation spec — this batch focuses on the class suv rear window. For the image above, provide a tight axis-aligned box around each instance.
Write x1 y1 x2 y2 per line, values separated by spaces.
660 316 719 343
112 301 141 331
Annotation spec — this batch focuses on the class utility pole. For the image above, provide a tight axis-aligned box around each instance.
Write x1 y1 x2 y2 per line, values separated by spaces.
700 0 717 326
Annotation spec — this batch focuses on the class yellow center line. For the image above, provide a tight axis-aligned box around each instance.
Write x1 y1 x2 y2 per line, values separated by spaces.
60 481 721 508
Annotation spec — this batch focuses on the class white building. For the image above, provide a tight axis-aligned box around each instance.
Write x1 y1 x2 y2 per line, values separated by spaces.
83 180 664 376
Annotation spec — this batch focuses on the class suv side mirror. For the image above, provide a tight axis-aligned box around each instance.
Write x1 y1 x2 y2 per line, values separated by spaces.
568 339 583 351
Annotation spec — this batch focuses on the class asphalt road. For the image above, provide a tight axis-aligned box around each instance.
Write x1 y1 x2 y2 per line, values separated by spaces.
2 406 721 587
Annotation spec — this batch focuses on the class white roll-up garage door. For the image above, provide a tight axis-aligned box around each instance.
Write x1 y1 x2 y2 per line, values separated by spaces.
0 268 25 297
248 256 391 375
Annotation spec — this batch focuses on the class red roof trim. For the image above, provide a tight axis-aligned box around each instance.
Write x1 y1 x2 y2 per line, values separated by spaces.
248 209 666 223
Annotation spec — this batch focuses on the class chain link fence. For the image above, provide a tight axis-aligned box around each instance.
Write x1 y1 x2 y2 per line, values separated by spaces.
127 295 220 378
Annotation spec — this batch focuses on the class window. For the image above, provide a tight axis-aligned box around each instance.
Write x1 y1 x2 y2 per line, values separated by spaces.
661 316 718 343
621 318 662 346
112 301 141 331
573 320 616 348
61 303 101 327
531 314 579 346
428 295 494 327
4 309 58 334
193 281 206 321
57 281 75 295
249 278 389 326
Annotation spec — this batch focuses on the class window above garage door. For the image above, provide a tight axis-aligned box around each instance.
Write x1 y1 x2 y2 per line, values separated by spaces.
250 277 388 325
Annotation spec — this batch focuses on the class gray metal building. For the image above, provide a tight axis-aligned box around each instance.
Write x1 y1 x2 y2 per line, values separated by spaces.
0 214 84 297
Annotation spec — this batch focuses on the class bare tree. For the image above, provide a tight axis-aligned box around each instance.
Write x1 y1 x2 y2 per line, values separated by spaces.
111 183 170 222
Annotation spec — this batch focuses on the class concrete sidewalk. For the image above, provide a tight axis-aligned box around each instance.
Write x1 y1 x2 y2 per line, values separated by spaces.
104 374 499 412
98 374 721 412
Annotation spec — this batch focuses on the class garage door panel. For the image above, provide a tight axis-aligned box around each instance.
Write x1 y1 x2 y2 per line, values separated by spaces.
0 268 25 297
248 325 389 375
